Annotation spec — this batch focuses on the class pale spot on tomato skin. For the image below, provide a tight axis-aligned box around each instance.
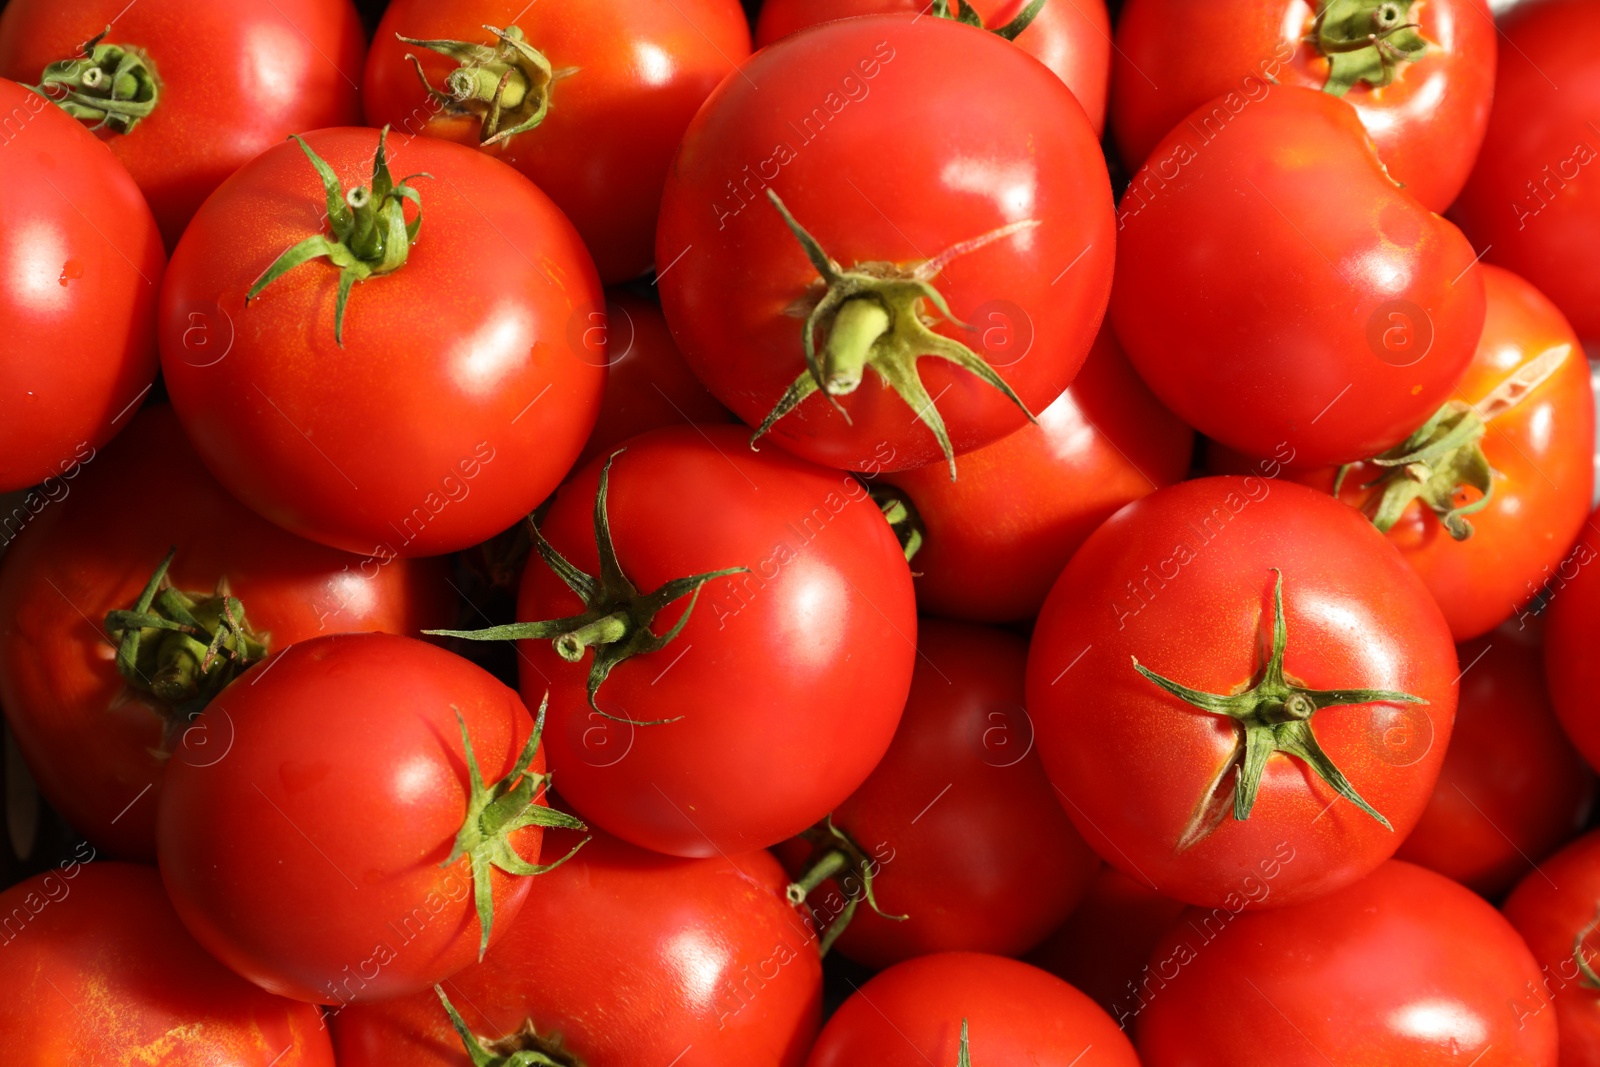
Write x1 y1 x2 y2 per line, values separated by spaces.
1378 200 1423 249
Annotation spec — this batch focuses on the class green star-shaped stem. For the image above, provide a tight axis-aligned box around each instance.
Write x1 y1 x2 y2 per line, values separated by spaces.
434 986 580 1067
31 27 159 134
1311 0 1430 96
784 815 906 957
398 24 567 147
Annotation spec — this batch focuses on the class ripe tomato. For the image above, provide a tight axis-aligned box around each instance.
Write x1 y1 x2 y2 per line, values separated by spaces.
881 326 1192 622
1210 263 1595 641
1112 86 1485 468
1027 477 1459 908
332 828 822 1066
0 77 164 494
0 0 365 247
159 127 604 557
1542 509 1600 773
1395 625 1593 898
754 0 1112 134
435 425 916 857
779 619 1098 967
0 861 334 1067
0 405 453 861
1111 0 1495 212
363 0 750 284
1137 861 1557 1064
808 951 1139 1066
1503 830 1600 1065
657 15 1115 475
158 632 575 1004
1454 0 1600 341
573 290 733 470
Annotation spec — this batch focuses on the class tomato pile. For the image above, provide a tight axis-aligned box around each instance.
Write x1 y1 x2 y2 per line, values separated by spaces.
3 0 1600 1063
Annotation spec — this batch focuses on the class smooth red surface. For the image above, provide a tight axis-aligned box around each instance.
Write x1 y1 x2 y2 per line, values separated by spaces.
807 951 1139 1066
1111 86 1484 467
1027 478 1459 907
0 406 453 860
0 78 164 493
1138 862 1557 1064
658 15 1114 473
0 862 334 1067
1543 509 1600 774
365 0 750 283
0 0 366 247
884 326 1192 622
332 830 822 1067
1503 830 1600 1066
519 425 917 857
158 633 545 1003
159 128 604 557
1111 0 1495 211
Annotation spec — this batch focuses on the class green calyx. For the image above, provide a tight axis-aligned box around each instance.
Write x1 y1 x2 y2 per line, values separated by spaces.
435 986 583 1067
32 27 159 134
868 484 924 562
760 191 1040 480
785 815 905 957
1574 906 1600 990
1132 570 1426 851
958 1019 972 1066
104 549 268 749
246 127 430 347
426 450 747 725
1334 400 1492 541
448 693 588 961
399 24 564 147
1310 0 1429 96
932 0 1048 41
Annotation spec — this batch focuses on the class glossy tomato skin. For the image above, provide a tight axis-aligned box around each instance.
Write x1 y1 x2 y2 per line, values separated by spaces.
0 78 164 493
1112 86 1485 468
158 633 546 1004
0 862 334 1067
882 327 1192 622
1111 0 1495 212
573 290 733 470
755 0 1112 133
1395 626 1593 898
1027 477 1459 908
332 829 822 1067
1454 0 1600 341
364 0 749 284
520 424 916 858
808 951 1139 1066
777 620 1100 968
1543 511 1600 773
658 15 1115 473
1503 831 1600 1065
0 0 365 247
0 406 454 861
1210 264 1594 641
1137 861 1557 1065
159 127 604 558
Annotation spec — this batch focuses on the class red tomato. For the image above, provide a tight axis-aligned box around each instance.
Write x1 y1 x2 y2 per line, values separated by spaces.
657 15 1115 475
808 951 1139 1066
1027 477 1459 908
1395 625 1593 898
1543 510 1600 773
363 0 750 284
0 77 163 494
1027 866 1190 1027
158 127 604 557
1210 263 1595 641
1137 861 1557 1064
454 425 916 858
1111 0 1495 212
574 290 733 470
158 632 569 1004
779 619 1099 967
332 828 821 1067
1503 830 1600 1065
0 406 453 861
1454 0 1600 341
755 0 1112 134
0 0 365 247
0 861 334 1067
881 326 1193 622
1112 85 1485 468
